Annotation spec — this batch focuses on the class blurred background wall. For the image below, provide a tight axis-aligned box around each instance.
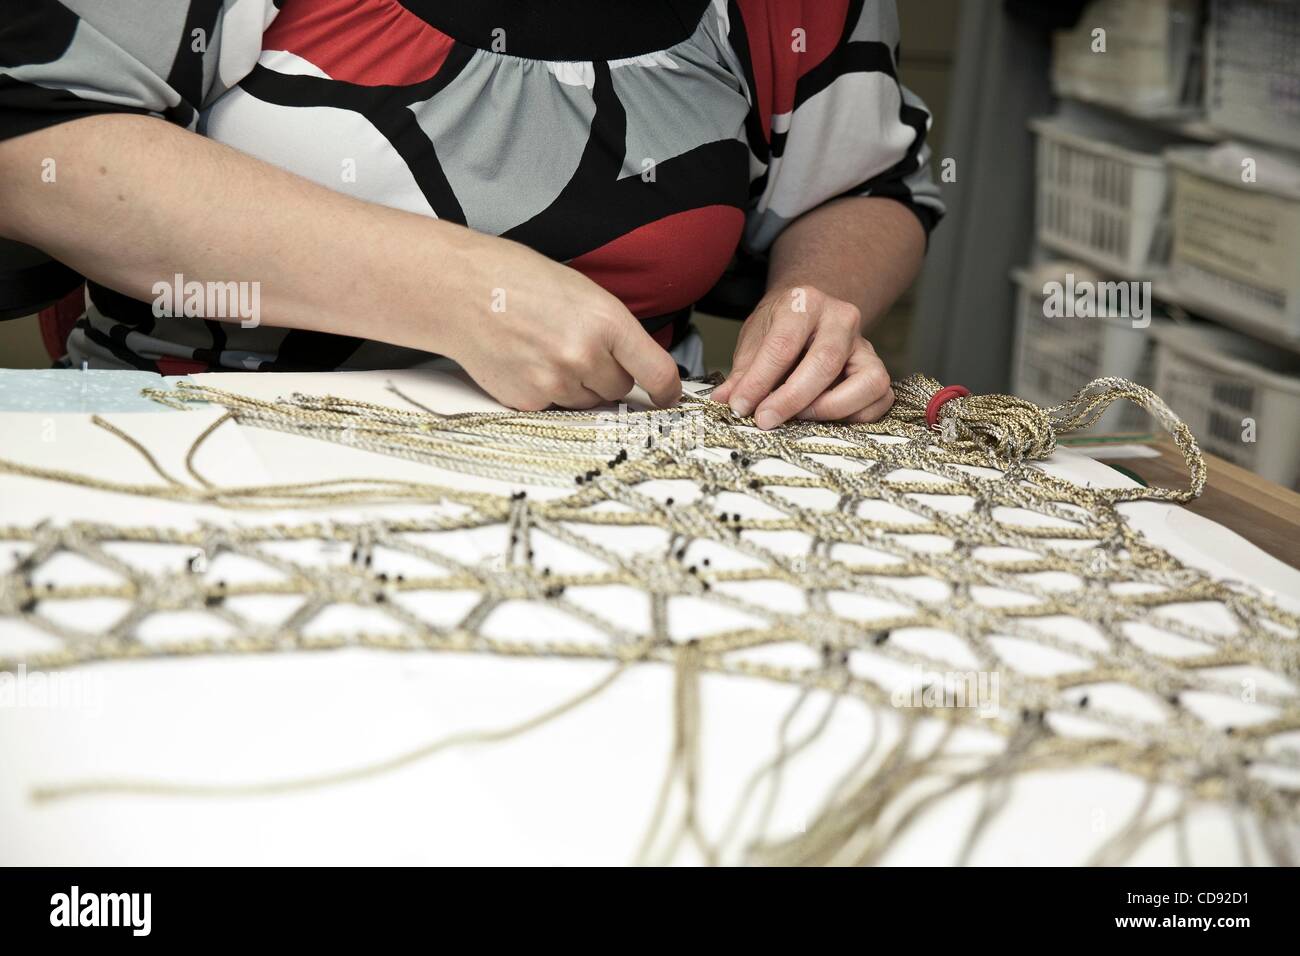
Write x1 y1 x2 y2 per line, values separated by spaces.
0 299 48 369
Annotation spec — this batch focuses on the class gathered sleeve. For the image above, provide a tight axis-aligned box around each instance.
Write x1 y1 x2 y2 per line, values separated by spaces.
730 0 945 253
0 0 280 142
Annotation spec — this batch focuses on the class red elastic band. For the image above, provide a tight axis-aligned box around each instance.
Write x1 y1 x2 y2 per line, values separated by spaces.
924 385 970 429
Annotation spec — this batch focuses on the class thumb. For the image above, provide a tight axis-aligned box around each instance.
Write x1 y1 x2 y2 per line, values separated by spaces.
610 315 681 408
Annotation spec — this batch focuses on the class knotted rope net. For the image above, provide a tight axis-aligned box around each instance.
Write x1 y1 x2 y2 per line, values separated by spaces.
0 374 1294 865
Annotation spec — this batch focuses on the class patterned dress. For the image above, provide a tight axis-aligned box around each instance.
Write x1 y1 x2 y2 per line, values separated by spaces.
0 0 944 374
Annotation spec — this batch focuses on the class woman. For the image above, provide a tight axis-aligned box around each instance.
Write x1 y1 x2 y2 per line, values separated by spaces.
0 0 942 428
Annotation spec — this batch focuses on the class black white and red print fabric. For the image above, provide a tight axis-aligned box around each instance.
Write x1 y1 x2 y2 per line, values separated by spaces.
0 0 944 373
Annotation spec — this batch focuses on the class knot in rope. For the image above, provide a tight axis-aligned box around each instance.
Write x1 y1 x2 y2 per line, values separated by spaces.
890 375 1056 462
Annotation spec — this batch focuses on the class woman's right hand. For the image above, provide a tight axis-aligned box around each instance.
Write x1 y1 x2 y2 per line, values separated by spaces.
444 234 682 411
0 115 680 412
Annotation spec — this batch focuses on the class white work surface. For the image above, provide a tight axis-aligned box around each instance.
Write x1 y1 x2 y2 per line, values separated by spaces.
1 370 1297 865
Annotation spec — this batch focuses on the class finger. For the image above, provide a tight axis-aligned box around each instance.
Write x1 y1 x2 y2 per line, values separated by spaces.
610 318 681 408
582 359 635 403
714 297 779 405
845 386 895 423
711 377 734 404
725 311 812 418
752 324 856 429
712 363 751 405
554 383 607 410
795 344 891 421
712 375 746 405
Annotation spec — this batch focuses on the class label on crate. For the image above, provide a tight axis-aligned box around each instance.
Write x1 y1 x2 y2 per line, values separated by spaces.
1172 171 1293 297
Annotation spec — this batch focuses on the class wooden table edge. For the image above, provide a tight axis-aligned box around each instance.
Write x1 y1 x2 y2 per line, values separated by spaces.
1083 436 1300 570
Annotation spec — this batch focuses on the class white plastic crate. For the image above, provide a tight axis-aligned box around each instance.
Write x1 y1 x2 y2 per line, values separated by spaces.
1031 114 1180 277
1153 323 1300 489
1052 0 1201 116
1166 145 1300 338
1207 0 1300 152
1011 264 1165 434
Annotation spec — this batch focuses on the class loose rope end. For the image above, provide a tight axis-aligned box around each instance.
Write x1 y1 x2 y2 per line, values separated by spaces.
889 374 1206 502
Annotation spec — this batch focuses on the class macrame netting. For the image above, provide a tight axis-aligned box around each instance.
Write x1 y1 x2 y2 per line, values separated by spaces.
0 374 1296 865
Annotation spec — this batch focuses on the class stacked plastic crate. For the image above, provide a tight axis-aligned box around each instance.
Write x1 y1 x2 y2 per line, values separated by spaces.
1015 0 1300 487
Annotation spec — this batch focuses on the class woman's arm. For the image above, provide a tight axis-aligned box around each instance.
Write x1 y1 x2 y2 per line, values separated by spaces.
712 196 926 427
765 196 925 331
0 115 679 409
715 0 942 428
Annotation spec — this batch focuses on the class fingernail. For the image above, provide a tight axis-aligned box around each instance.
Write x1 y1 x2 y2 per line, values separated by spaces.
730 399 753 418
755 408 780 430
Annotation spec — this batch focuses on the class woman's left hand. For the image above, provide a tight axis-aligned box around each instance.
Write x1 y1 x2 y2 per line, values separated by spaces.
711 285 895 429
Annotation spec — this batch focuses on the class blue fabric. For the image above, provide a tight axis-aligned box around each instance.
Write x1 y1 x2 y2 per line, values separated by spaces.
0 369 189 412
